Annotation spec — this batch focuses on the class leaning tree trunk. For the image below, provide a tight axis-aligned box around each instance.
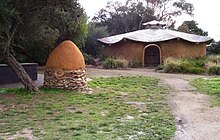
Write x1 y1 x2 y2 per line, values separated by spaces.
1 52 40 93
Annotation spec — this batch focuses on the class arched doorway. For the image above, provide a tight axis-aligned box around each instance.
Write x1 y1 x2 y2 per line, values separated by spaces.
143 44 161 67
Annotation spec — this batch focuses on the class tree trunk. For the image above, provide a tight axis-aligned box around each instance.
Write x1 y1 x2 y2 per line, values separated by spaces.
1 52 40 93
139 16 144 30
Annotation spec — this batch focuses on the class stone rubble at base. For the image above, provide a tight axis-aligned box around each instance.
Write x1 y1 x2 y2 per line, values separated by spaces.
44 68 88 91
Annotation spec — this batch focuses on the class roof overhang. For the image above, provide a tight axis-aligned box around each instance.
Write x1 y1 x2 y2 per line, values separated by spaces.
98 29 213 45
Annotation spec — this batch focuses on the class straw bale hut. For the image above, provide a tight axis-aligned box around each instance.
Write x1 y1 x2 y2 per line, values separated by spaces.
98 20 212 67
44 40 87 91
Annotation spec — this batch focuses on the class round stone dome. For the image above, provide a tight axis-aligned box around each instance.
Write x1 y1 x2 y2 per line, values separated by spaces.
46 40 85 70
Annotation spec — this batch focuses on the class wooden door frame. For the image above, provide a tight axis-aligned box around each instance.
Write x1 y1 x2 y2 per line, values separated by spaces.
142 44 162 67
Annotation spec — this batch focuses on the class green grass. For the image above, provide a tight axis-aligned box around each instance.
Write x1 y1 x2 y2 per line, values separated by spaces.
0 76 175 140
191 77 220 106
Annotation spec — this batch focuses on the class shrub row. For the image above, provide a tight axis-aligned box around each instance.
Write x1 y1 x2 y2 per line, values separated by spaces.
163 57 206 74
207 62 220 75
102 55 220 75
161 56 220 75
206 55 220 75
102 58 141 69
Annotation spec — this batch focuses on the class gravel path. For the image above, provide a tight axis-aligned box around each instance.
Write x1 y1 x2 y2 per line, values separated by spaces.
1 68 220 139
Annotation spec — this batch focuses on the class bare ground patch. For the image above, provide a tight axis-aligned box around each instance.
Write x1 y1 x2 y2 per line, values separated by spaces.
164 78 220 140
1 128 38 140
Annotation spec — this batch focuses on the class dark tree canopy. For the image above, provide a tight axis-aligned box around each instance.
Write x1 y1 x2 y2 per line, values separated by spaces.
85 22 109 57
178 20 208 36
207 41 220 55
1 0 87 65
0 0 87 92
93 1 156 35
93 0 194 35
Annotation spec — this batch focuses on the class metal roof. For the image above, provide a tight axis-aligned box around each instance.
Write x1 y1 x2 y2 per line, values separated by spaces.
98 29 212 45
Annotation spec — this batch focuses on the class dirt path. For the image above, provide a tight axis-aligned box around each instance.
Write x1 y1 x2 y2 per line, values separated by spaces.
166 78 220 140
1 68 220 139
86 68 220 140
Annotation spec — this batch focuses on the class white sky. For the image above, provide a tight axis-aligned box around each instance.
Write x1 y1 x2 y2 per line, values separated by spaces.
79 0 220 41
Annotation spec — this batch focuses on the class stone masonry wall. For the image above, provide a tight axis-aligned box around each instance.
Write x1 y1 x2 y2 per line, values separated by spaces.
44 68 87 91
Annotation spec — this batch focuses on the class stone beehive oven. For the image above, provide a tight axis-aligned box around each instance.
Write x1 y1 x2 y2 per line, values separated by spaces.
44 40 87 91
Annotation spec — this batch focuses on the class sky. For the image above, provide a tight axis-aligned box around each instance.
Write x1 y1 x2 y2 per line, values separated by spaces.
79 0 220 41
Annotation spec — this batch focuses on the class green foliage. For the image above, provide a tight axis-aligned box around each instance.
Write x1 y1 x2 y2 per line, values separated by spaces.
0 0 88 65
71 17 88 50
93 1 156 35
207 42 220 55
115 59 129 69
85 22 109 58
206 55 220 75
0 77 175 139
208 66 220 75
15 42 49 64
162 56 220 75
163 57 206 74
207 62 220 75
93 0 194 35
128 60 142 68
190 57 207 67
102 58 128 69
155 65 164 71
83 53 93 65
178 20 208 36
191 77 220 106
181 65 206 74
0 0 20 52
102 57 117 69
163 57 182 73
208 55 220 64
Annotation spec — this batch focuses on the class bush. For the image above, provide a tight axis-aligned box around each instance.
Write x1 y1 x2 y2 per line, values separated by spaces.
208 55 220 64
163 57 182 73
182 66 206 74
102 58 131 69
179 61 206 74
187 57 207 67
207 62 220 75
155 65 164 71
83 53 93 65
128 60 142 68
102 57 117 69
163 57 206 74
115 59 128 69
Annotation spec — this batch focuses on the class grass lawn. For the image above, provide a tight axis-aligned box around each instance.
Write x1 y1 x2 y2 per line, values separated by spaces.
191 77 220 106
0 76 175 140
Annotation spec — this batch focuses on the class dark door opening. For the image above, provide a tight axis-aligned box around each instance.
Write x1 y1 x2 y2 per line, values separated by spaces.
144 46 160 67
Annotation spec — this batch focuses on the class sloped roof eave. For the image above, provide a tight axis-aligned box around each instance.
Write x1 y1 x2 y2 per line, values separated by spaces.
126 36 177 43
97 38 123 45
98 29 213 45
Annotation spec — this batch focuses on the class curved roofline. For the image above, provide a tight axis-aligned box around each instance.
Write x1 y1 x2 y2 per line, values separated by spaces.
98 29 213 45
98 37 212 46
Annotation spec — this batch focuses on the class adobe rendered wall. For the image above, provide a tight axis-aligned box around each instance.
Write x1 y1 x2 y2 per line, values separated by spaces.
104 40 145 62
104 39 207 66
159 40 207 60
